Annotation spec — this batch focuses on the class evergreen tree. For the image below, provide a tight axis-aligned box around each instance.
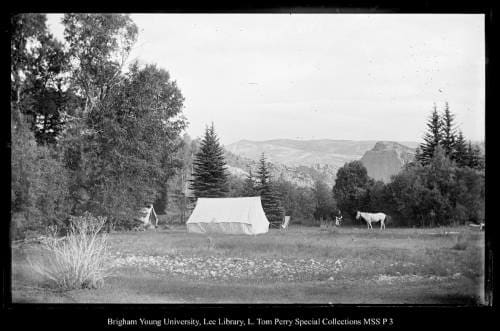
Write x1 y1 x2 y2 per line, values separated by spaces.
256 153 284 226
416 104 442 165
242 168 257 197
190 123 229 198
440 102 457 159
453 130 468 167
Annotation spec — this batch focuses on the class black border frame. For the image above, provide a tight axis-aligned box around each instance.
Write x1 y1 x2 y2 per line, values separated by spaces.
2 1 497 329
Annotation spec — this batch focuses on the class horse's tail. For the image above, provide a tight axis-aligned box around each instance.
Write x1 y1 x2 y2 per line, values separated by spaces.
385 214 391 224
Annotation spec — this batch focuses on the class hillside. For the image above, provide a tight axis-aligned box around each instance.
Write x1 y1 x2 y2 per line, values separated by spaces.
225 139 379 168
224 139 418 187
224 150 332 187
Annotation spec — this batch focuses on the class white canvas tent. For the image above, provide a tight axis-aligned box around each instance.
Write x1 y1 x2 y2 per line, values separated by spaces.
186 197 269 235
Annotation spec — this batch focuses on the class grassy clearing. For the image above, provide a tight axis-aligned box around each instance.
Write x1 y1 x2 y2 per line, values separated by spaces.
12 225 486 304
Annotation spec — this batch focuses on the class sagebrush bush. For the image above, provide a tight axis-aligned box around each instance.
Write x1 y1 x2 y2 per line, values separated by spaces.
451 233 469 251
29 212 111 290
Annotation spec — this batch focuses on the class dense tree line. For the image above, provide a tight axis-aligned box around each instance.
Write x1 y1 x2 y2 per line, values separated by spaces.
333 104 485 227
11 14 186 238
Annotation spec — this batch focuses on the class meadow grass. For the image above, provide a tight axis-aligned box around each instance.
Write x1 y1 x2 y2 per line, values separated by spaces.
12 225 485 304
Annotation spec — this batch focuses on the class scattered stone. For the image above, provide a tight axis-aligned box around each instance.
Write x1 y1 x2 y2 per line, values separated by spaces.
111 254 344 282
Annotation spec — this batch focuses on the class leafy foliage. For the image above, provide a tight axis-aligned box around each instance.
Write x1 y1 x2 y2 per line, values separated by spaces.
11 13 76 145
333 161 374 220
11 14 187 237
385 146 484 226
154 134 197 221
312 180 337 222
465 141 484 171
274 179 315 225
63 63 186 227
63 14 138 115
11 114 71 238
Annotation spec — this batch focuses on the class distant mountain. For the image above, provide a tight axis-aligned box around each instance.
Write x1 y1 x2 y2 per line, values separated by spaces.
224 150 329 187
224 139 418 187
360 141 416 183
226 139 381 167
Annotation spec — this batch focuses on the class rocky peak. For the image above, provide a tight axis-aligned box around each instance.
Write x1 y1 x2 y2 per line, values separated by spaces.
360 141 415 183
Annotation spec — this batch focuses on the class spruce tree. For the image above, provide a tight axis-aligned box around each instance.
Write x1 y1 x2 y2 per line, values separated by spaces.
190 123 229 198
453 130 468 168
242 168 257 197
441 102 457 159
416 104 442 165
256 153 284 226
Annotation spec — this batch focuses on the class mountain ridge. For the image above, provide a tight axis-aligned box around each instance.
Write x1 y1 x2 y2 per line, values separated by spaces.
224 138 418 187
225 138 418 167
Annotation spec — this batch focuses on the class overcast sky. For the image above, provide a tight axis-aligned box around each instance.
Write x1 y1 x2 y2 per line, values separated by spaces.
46 14 485 145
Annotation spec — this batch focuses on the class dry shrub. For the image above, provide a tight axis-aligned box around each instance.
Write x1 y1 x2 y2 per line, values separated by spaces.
451 233 469 251
29 212 111 290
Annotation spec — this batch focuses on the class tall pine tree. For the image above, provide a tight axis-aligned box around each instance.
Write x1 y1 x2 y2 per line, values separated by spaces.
256 153 284 226
242 168 257 197
416 104 442 165
453 130 468 168
190 123 229 198
441 102 457 159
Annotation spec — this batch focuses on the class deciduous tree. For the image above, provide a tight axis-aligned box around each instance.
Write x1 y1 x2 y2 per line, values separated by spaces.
312 180 337 223
333 161 373 219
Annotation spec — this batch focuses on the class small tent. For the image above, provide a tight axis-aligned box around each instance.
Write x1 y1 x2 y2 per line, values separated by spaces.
135 204 158 228
186 197 269 235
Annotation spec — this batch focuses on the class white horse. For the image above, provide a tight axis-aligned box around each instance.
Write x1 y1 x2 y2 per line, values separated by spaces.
335 215 343 226
356 211 387 230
